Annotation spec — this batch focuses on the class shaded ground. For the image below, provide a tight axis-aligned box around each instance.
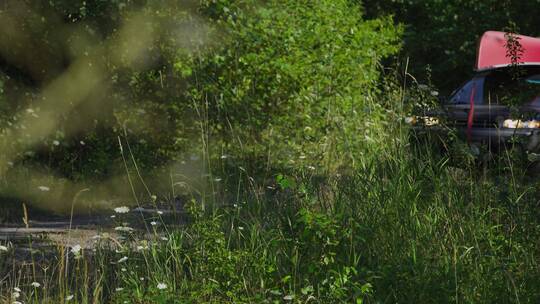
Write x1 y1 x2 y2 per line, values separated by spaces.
0 200 186 263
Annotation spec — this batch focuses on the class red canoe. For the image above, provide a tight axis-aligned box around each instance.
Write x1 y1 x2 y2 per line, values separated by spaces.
476 31 540 71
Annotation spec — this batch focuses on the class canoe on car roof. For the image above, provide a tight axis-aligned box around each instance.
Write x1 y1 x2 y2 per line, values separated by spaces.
476 31 540 71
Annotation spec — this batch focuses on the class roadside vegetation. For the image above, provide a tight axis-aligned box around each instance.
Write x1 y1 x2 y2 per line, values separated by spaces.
1 0 540 303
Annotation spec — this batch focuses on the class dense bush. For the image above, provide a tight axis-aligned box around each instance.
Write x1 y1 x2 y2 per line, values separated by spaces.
190 0 401 170
0 0 402 210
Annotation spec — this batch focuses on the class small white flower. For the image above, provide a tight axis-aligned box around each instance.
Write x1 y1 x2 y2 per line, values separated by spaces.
160 236 168 241
121 268 127 272
0 245 8 252
80 140 85 145
70 244 82 255
283 295 294 301
117 256 128 263
307 166 315 170
110 215 116 218
140 277 145 281
214 177 222 182
38 186 50 192
66 294 74 301
11 291 20 299
150 221 158 226
52 140 60 146
31 282 41 288
136 245 148 251
151 195 157 201
238 226 244 230
157 210 163 215
114 226 134 232
13 287 21 292
114 206 130 214
431 90 439 97
115 287 124 292
26 108 35 113
157 283 167 290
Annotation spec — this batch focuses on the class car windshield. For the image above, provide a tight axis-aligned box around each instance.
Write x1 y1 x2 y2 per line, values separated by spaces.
484 69 540 106
448 68 540 106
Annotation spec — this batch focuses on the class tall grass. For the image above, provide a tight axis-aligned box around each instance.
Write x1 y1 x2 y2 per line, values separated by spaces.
2 79 540 303
2 121 540 303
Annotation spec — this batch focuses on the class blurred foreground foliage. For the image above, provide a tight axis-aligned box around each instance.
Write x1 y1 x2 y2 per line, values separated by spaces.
0 0 401 186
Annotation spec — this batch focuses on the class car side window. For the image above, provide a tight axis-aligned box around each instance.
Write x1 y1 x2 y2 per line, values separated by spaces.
449 77 485 104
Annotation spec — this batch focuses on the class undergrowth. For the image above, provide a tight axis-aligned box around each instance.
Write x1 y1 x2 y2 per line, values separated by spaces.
2 123 540 303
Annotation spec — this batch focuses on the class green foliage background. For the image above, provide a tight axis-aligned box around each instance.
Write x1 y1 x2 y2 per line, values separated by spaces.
363 0 540 93
2 1 540 303
0 0 402 182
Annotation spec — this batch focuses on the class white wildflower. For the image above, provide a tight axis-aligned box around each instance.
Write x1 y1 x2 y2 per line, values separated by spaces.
283 295 294 301
13 287 21 292
136 245 148 251
121 268 127 272
38 186 50 192
11 291 20 299
150 221 158 226
52 140 60 146
0 245 8 252
80 140 85 145
70 244 82 255
151 195 157 201
30 282 41 288
66 294 74 301
238 226 244 230
110 215 116 218
114 206 130 214
114 226 134 232
115 287 124 291
157 283 167 290
160 236 168 241
117 256 128 263
157 210 163 215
